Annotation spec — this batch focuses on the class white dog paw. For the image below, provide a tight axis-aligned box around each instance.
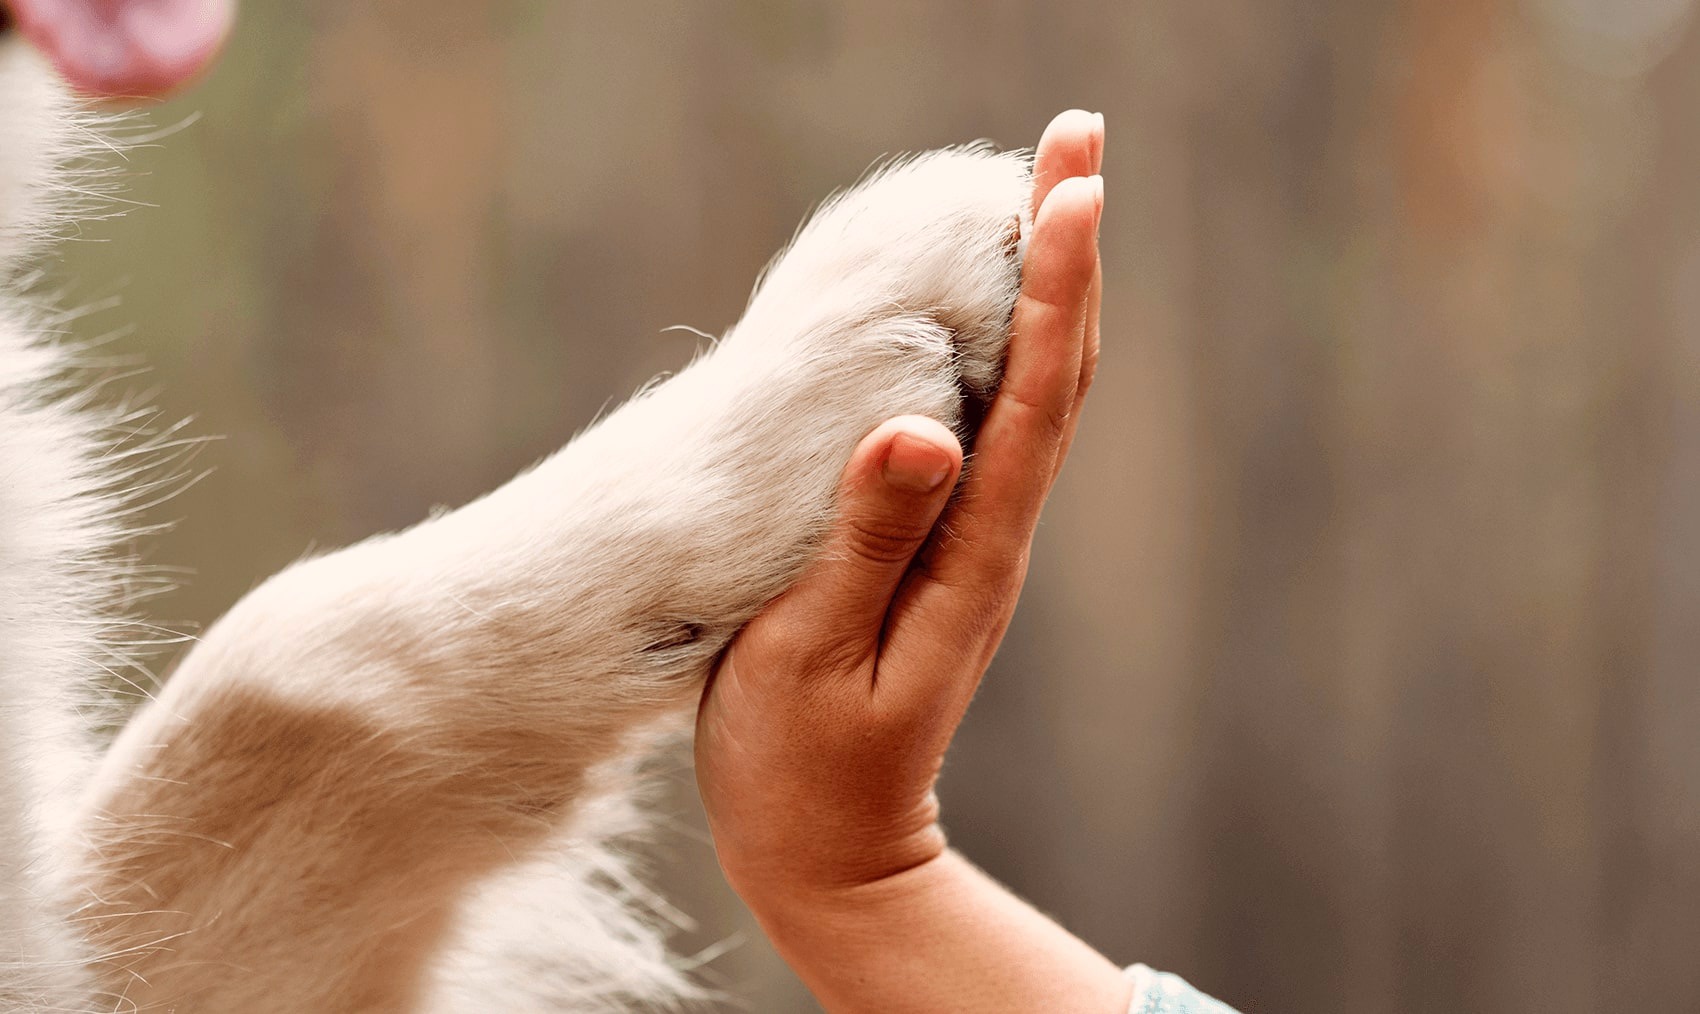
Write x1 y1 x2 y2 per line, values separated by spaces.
727 146 1032 419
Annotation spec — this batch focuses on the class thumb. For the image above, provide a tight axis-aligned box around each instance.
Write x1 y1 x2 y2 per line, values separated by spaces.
772 415 963 657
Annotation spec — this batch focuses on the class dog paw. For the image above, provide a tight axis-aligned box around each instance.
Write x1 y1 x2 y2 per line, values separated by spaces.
726 146 1032 417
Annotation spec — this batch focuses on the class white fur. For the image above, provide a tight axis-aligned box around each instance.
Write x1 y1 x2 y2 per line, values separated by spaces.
0 43 128 1013
0 32 1029 1011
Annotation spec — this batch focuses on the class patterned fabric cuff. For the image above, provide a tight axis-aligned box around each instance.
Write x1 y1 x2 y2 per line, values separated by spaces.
1124 964 1241 1014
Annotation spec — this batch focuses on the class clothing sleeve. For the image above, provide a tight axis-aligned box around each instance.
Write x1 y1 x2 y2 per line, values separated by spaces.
1124 964 1242 1014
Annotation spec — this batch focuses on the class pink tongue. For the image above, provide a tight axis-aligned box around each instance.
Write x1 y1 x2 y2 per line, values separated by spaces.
11 0 232 97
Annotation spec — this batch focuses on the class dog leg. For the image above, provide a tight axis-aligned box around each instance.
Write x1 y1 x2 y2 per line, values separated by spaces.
72 147 1030 1012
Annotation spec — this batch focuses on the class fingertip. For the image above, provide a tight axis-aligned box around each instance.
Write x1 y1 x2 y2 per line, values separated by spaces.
1023 175 1101 305
1043 109 1099 145
872 416 962 494
884 435 954 493
1037 172 1100 222
1032 109 1100 216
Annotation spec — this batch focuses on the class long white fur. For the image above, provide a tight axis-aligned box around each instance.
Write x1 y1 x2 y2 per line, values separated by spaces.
0 42 131 1012
0 35 1030 1013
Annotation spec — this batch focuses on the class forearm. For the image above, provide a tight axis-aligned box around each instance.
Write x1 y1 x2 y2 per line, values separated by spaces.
744 849 1133 1014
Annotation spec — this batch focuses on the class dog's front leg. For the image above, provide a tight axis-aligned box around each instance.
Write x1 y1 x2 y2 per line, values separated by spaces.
69 148 1029 1012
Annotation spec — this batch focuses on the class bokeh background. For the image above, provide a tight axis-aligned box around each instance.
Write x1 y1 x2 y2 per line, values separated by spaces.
51 2 1700 1011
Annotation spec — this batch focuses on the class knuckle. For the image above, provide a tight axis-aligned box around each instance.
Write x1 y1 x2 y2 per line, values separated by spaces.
1033 400 1074 443
1002 383 1074 442
1044 401 1074 440
844 513 931 566
970 548 1031 608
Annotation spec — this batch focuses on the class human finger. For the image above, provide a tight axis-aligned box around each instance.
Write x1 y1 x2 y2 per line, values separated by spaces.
1053 254 1103 479
885 175 1100 683
1031 109 1103 220
744 415 963 683
932 174 1100 576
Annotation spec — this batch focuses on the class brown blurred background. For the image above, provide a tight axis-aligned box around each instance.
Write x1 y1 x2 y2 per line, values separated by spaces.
52 1 1700 1011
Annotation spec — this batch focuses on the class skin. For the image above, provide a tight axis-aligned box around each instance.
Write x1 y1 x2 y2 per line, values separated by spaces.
695 109 1120 1013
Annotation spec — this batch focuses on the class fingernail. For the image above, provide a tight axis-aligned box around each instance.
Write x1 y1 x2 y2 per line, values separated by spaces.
1089 173 1104 233
884 433 952 492
1091 112 1105 172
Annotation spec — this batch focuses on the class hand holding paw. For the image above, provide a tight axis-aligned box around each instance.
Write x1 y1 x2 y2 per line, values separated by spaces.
695 108 1121 1014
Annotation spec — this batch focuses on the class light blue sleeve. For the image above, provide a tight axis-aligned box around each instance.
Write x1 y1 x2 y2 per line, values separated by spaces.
1124 964 1241 1013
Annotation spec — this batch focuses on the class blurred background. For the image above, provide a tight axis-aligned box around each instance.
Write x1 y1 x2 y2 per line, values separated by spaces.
52 1 1700 1011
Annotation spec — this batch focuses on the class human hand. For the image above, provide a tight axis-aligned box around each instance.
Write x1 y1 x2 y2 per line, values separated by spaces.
695 109 1104 908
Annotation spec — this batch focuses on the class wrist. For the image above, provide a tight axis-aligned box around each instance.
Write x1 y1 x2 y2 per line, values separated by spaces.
736 841 958 938
740 848 972 1011
717 821 950 922
741 849 1132 1014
